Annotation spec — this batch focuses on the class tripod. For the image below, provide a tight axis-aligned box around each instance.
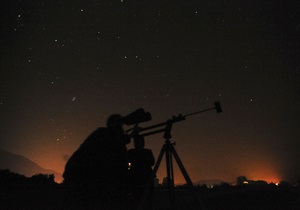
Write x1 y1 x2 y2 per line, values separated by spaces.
152 120 194 206
132 102 222 209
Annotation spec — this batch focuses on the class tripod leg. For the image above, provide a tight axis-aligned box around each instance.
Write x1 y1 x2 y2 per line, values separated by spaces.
165 147 175 208
170 152 175 189
166 148 172 188
170 145 203 209
170 146 193 187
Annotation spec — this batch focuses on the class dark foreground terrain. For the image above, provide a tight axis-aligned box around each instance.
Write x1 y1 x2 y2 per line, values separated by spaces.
1 185 300 209
1 171 299 209
153 186 300 210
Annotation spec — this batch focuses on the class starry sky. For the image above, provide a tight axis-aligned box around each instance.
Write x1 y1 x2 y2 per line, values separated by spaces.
1 0 299 184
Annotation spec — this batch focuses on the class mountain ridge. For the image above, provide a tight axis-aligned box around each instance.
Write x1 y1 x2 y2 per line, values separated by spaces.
0 148 63 183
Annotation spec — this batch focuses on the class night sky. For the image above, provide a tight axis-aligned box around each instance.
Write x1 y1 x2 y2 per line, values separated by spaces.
1 0 299 184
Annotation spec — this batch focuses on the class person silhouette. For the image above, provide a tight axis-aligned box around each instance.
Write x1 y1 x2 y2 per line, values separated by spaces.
63 114 131 209
127 135 155 210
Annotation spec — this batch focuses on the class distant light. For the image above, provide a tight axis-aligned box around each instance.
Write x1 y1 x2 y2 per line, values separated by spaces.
128 162 131 170
243 181 249 184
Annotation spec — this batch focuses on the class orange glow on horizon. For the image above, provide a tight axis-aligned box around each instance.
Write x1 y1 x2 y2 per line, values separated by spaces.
31 158 283 185
24 136 284 186
234 165 282 185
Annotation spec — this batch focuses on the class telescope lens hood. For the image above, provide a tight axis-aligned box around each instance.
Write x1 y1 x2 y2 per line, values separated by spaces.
122 108 152 125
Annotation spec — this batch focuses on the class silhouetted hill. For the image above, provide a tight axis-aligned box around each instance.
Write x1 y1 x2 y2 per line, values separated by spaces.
0 149 62 183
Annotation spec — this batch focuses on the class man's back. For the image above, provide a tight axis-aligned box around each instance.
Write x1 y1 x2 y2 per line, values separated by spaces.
63 127 128 186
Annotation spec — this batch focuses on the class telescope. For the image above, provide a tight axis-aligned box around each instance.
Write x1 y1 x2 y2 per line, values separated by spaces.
127 101 222 137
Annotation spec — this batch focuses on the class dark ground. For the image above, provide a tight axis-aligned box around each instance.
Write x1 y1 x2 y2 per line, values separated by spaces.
1 184 300 210
153 186 300 210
